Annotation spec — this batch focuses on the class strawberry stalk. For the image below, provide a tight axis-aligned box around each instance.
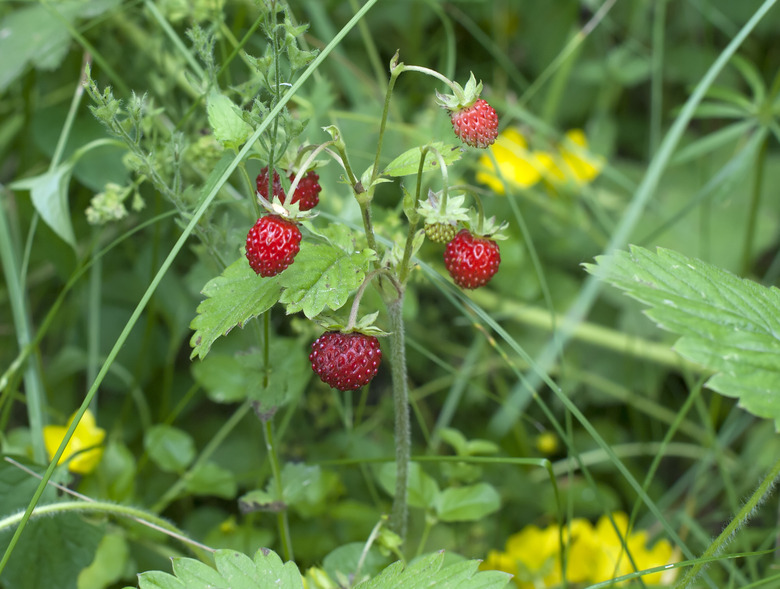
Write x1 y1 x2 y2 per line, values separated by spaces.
398 145 449 284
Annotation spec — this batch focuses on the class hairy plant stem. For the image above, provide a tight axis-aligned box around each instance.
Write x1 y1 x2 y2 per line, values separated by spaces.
386 293 410 539
678 454 780 588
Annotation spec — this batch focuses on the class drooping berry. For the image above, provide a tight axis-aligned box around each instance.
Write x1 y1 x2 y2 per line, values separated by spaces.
245 214 302 277
309 332 382 391
449 98 499 149
444 229 501 289
424 222 458 244
256 167 321 211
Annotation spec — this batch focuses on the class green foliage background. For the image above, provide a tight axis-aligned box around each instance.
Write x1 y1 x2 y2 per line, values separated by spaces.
2 0 780 588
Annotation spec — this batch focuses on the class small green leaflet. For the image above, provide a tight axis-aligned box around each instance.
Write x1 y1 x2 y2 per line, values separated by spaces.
207 90 253 150
382 142 463 177
279 241 376 318
11 163 76 248
353 551 512 589
189 258 282 360
585 245 780 430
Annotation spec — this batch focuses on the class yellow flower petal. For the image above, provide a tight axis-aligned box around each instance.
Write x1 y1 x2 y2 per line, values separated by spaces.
43 409 106 474
476 128 542 194
558 128 603 185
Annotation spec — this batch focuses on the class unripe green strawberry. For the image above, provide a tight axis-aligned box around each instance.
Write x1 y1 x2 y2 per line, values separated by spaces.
424 222 458 244
309 331 382 391
444 229 501 289
245 214 302 277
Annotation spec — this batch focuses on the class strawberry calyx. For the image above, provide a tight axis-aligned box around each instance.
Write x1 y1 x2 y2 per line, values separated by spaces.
434 73 483 112
417 190 471 244
256 188 317 223
463 211 509 241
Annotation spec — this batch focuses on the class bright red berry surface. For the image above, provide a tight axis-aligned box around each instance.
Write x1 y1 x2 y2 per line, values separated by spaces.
444 229 501 289
245 214 302 277
256 167 321 211
449 98 499 149
309 332 382 391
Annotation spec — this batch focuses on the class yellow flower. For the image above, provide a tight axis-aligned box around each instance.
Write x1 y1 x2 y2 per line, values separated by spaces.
476 128 544 194
43 409 105 474
476 128 603 194
481 512 677 587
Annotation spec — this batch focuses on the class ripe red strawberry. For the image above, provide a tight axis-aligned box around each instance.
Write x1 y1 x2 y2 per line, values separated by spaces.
256 167 321 211
309 332 382 391
448 98 498 149
444 229 501 289
435 74 498 149
245 214 302 277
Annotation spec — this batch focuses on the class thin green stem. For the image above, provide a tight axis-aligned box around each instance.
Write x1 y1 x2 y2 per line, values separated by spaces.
677 455 780 588
386 294 410 540
369 63 402 185
0 498 212 556
740 134 768 275
263 419 294 561
152 402 251 513
398 146 434 284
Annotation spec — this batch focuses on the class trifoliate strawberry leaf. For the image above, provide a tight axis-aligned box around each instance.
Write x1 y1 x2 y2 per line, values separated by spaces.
353 551 512 589
382 143 462 177
278 241 376 318
189 258 282 360
136 548 304 589
585 245 780 430
207 90 254 150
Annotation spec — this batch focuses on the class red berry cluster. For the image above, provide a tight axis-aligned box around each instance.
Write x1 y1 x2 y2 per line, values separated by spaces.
245 166 322 277
256 167 321 211
309 331 382 391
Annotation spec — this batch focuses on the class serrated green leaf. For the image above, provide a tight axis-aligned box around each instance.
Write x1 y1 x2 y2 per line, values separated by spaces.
207 90 253 150
144 424 195 473
278 242 376 318
382 143 462 177
11 163 76 248
586 245 780 430
189 258 282 360
137 571 186 589
254 548 305 588
353 551 511 589
434 482 501 522
136 548 303 589
171 557 225 587
215 550 263 589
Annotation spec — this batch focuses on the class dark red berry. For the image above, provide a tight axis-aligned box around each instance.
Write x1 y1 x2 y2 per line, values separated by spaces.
309 332 382 391
444 229 501 289
256 167 321 211
245 214 302 277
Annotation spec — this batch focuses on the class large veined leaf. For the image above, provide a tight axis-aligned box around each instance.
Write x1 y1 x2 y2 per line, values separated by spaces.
130 548 511 589
135 548 303 589
585 245 780 430
278 241 376 318
189 258 282 359
353 551 512 589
